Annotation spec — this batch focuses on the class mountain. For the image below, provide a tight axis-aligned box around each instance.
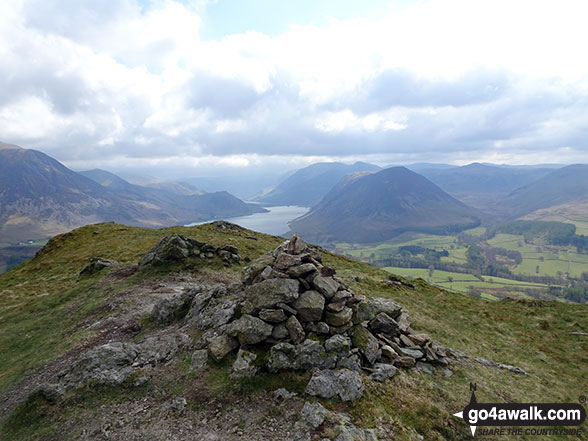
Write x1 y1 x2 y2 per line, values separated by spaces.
290 166 480 243
0 144 265 242
254 162 381 207
416 163 554 195
503 164 588 218
0 222 584 440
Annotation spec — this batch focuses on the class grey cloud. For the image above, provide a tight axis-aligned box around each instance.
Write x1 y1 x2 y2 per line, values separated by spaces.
339 68 511 114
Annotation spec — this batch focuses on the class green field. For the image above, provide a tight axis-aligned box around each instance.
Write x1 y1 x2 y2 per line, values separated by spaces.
383 266 550 300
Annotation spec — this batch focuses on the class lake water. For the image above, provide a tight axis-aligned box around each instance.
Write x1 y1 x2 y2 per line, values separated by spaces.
186 205 309 236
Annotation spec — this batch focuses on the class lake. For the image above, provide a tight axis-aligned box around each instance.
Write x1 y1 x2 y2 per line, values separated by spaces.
186 205 309 236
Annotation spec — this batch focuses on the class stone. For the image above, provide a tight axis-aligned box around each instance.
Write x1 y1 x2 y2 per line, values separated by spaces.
332 290 353 303
190 349 208 371
305 369 363 401
276 302 298 316
353 297 403 322
399 347 424 359
207 334 238 361
395 356 416 368
267 340 336 372
416 362 435 375
163 397 187 413
474 357 498 368
288 263 317 278
370 363 397 382
273 388 297 400
325 335 352 355
152 289 197 325
400 334 418 348
498 363 528 375
286 316 306 344
336 354 362 372
242 278 300 314
230 349 259 379
58 342 140 390
37 383 65 403
312 275 339 299
396 312 411 333
259 308 287 323
368 312 400 337
325 307 353 327
329 323 353 335
139 234 203 267
288 235 308 255
349 325 381 365
274 252 303 270
381 345 399 360
409 333 430 346
272 323 290 339
303 321 330 335
295 339 336 370
326 301 346 313
266 343 297 371
293 290 325 322
243 253 276 284
136 334 181 366
77 257 117 280
300 402 329 429
227 314 273 345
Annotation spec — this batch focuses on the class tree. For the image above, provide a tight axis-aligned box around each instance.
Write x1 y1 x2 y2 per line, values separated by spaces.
428 265 435 281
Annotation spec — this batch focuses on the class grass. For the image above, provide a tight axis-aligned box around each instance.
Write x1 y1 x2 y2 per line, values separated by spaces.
0 222 587 440
382 266 550 299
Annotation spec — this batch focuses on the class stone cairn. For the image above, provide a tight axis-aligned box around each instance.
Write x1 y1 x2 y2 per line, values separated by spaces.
40 232 524 405
192 235 450 401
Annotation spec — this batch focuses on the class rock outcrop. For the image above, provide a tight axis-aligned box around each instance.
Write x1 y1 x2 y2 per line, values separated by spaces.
138 234 241 268
77 256 118 280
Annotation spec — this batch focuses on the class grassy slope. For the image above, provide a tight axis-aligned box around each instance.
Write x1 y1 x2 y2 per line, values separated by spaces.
0 222 586 440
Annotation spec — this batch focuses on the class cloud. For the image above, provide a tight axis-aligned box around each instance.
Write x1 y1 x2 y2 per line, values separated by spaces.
1 0 588 176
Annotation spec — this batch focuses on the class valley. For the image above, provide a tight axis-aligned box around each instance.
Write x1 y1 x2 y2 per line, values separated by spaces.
332 220 588 303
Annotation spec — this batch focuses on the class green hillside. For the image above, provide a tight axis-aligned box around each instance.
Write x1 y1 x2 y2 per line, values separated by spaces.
0 223 586 440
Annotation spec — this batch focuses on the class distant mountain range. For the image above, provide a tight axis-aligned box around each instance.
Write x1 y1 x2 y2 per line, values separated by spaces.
254 162 381 207
503 164 588 219
0 143 265 242
290 166 481 243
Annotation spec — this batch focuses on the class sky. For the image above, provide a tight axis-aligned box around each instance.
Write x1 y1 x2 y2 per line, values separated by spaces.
1 0 588 181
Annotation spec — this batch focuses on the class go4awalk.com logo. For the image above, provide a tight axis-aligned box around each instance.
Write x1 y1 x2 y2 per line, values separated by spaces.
453 383 586 437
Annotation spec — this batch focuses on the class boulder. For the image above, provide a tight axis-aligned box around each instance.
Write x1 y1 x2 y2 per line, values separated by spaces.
353 297 403 322
286 316 306 344
288 234 308 255
77 257 117 280
288 263 317 278
266 340 336 372
227 314 273 345
305 369 363 401
208 334 238 361
325 307 353 327
396 312 411 333
325 334 352 355
230 349 259 379
272 323 290 339
303 321 330 335
300 402 329 429
312 275 339 299
349 325 381 365
139 234 204 267
190 349 208 371
243 253 276 284
293 290 325 322
274 252 302 270
368 312 400 337
242 278 300 314
152 288 197 324
259 308 287 323
370 363 397 382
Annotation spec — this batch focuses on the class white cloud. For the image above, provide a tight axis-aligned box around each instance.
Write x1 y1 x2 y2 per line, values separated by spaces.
1 0 588 172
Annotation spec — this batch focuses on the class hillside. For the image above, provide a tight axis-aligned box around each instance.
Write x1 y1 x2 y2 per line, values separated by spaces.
0 222 585 440
415 163 554 214
0 145 266 242
290 167 481 243
254 162 381 207
503 164 588 218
